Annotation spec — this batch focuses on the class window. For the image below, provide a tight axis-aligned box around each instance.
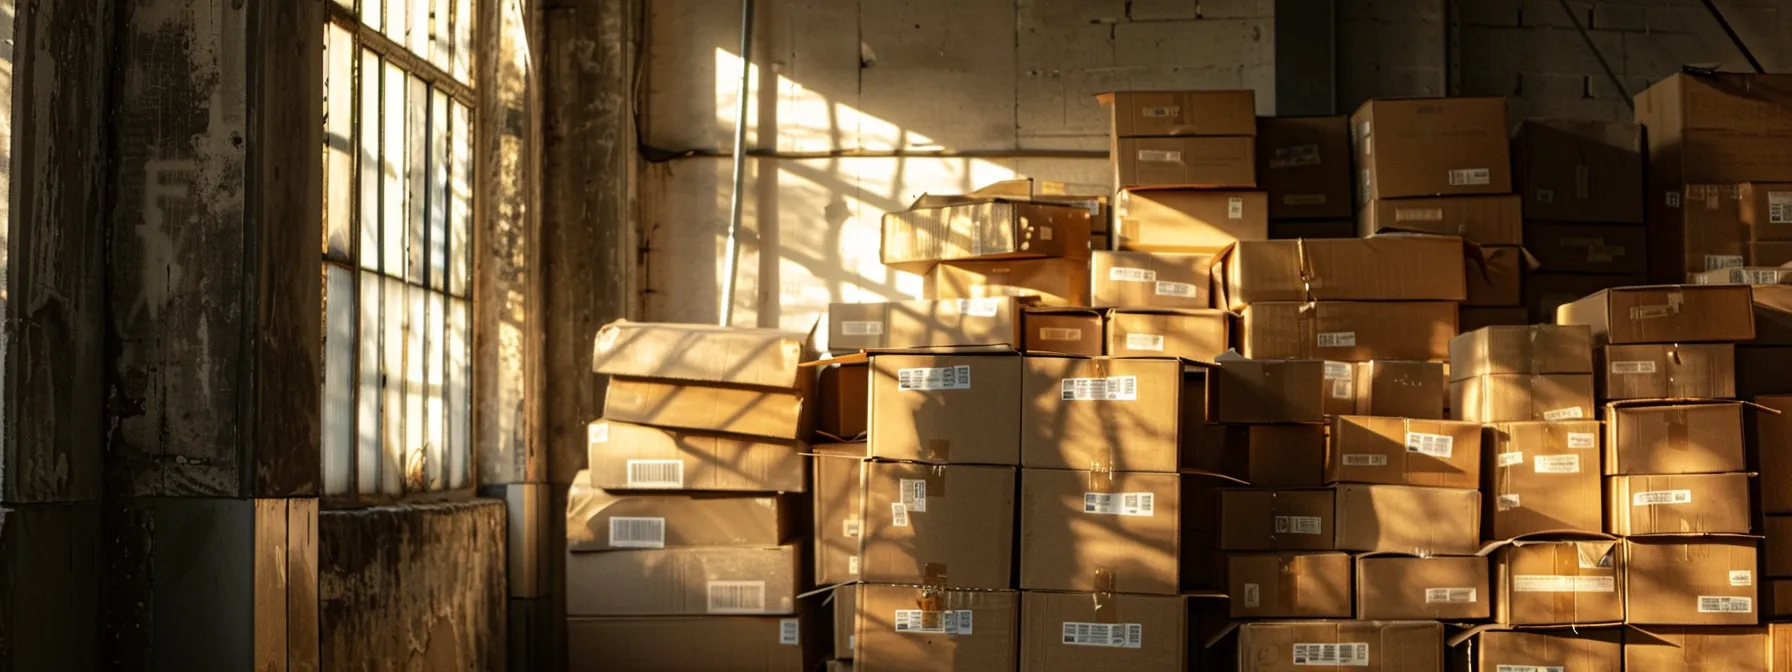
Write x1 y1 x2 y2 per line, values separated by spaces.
322 0 475 502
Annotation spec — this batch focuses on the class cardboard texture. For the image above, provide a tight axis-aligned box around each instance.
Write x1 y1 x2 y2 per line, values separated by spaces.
1018 591 1187 671
1449 373 1596 423
1458 307 1530 333
1358 195 1522 245
1624 627 1770 671
1326 416 1483 488
1112 189 1270 253
1220 488 1338 552
1464 246 1525 307
1775 581 1792 618
1632 72 1792 187
566 615 818 672
1090 250 1213 309
1019 469 1183 594
1019 356 1205 472
867 352 1021 466
1624 537 1759 626
1114 137 1256 189
1765 516 1792 577
1484 421 1605 539
1749 240 1792 266
566 545 799 616
1494 539 1624 626
1353 360 1447 420
1220 237 1469 308
1737 347 1792 397
1103 309 1230 361
585 420 805 493
817 364 868 440
859 462 1017 590
1753 287 1792 345
1450 325 1595 379
604 377 808 440
1100 90 1257 138
833 585 855 659
1605 401 1747 475
1335 484 1481 555
1471 629 1622 672
1607 473 1752 535
591 321 808 388
1513 118 1646 223
1650 184 1746 281
1268 219 1356 240
1182 474 1235 593
1214 358 1352 424
1525 272 1647 324
853 584 1017 672
1778 624 1792 670
1211 424 1329 487
827 298 1023 353
1598 343 1736 401
1524 221 1650 275
1022 308 1104 356
1351 97 1512 200
813 452 862 586
880 200 1092 269
1691 266 1792 286
1226 552 1352 619
1756 395 1792 514
1257 116 1353 219
927 258 1091 307
1236 620 1443 671
565 487 794 552
1355 555 1489 620
1241 301 1458 362
1557 284 1757 344
1740 181 1792 241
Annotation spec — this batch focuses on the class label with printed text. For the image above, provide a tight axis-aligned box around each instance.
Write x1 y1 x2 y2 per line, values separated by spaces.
1611 360 1656 375
954 298 1002 317
1323 361 1352 380
1228 197 1245 219
899 479 928 512
1567 432 1596 449
1698 596 1753 613
1512 575 1615 593
589 423 609 444
1631 304 1675 319
1125 333 1165 352
1084 492 1155 516
1243 583 1261 607
890 503 909 527
1497 666 1564 672
1772 191 1792 224
1109 267 1156 283
1733 570 1754 587
1061 622 1143 648
894 609 974 634
1405 432 1454 458
1142 106 1178 118
780 619 800 645
898 366 972 391
1497 494 1522 511
1542 407 1584 421
1330 379 1353 400
843 518 861 538
1425 588 1477 604
609 517 667 548
841 320 885 336
708 581 768 613
1061 376 1138 401
1342 454 1388 467
1496 452 1524 468
1275 515 1323 535
1533 454 1580 474
1706 255 1746 271
1633 490 1692 506
1137 150 1181 163
1155 281 1197 298
1038 327 1082 341
1448 168 1491 186
1317 331 1357 348
1293 643 1369 667
626 460 684 488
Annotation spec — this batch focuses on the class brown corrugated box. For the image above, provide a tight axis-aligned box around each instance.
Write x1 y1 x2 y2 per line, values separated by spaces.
565 486 795 552
1112 189 1269 253
859 462 1015 590
1213 358 1351 424
867 351 1020 465
1182 474 1236 593
1355 555 1489 620
1114 137 1256 189
1493 539 1623 626
1104 308 1230 361
1089 250 1213 309
1268 219 1356 239
1525 272 1647 324
1754 286 1792 344
586 420 805 493
1358 195 1522 245
1692 266 1792 285
1210 424 1328 487
1776 582 1792 618
1741 181 1792 241
1464 246 1525 307
1354 360 1447 420
567 614 819 672
1749 240 1792 266
1326 416 1482 488
1623 536 1759 626
1514 118 1645 223
1605 400 1746 475
927 258 1091 307
1018 591 1186 670
879 199 1091 270
1237 620 1443 671
1738 346 1792 397
813 451 862 586
1624 627 1770 671
817 363 868 440
1449 374 1596 423
1524 221 1650 275
1458 307 1530 333
1257 116 1353 219
1220 488 1337 551
1335 484 1481 555
1226 552 1352 619
853 583 1017 672
1019 469 1183 594
1351 97 1512 200
1649 183 1746 281
1449 325 1595 379
1556 284 1756 343
1099 90 1257 138
833 585 855 659
1598 343 1735 400
604 377 808 440
1020 356 1206 472
1607 473 1752 535
1633 72 1792 187
1484 421 1604 539
592 320 809 387
1241 301 1457 362
1765 515 1792 576
1778 624 1792 669
566 545 799 616
1219 237 1468 309
1022 307 1103 356
1470 629 1622 672
828 298 1023 354
1756 395 1792 514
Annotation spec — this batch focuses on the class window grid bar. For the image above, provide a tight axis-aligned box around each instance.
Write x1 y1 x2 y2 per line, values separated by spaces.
326 3 475 106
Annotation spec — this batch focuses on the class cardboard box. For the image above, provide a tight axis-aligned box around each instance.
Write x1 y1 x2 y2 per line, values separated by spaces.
1623 537 1759 626
1464 246 1525 307
1213 358 1350 424
1268 219 1356 240
853 584 1017 672
1598 343 1735 400
1019 469 1183 594
1219 488 1336 551
1605 400 1747 475
828 298 1023 353
1525 272 1647 324
592 320 808 387
565 487 795 552
813 451 862 586
1513 118 1646 223
1741 181 1792 241
1449 374 1596 423
1624 627 1770 671
1335 484 1481 555
1181 473 1236 593
1022 308 1104 356
1754 286 1792 344
1750 240 1792 266
1111 189 1269 253
1608 473 1752 535
1484 421 1604 539
1765 515 1792 577
1351 97 1512 200
1114 137 1256 189
859 462 1016 590
867 352 1020 465
1104 308 1230 361
1241 301 1457 362
1226 552 1352 619
1756 395 1792 514
833 585 855 659
586 420 805 493
1099 90 1257 138
817 363 868 440
1236 620 1443 671
566 545 799 616
1633 72 1792 187
1776 581 1792 618
1524 221 1650 275
1358 195 1522 246
1738 346 1792 397
1355 555 1489 620
1210 424 1328 487
1326 416 1482 488
927 258 1091 307
604 377 808 440
1650 184 1746 280
1557 284 1756 344
1470 630 1622 672
1090 250 1213 309
1778 624 1792 669
1019 356 1205 472
567 615 819 672
1458 307 1530 333
1257 116 1353 219
1493 539 1624 626
880 199 1091 270
1353 360 1447 419
1692 266 1792 285
1018 591 1187 670
1220 237 1468 309
1450 325 1595 379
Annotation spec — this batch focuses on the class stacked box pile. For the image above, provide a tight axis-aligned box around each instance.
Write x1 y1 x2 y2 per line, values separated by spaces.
1512 119 1650 326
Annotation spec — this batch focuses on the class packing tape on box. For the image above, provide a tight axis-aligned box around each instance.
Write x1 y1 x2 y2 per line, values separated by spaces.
926 439 951 462
917 563 950 613
1087 468 1114 494
1092 565 1116 614
924 465 947 498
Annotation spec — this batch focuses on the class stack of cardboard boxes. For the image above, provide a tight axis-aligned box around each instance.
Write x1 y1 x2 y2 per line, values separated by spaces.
1512 119 1651 326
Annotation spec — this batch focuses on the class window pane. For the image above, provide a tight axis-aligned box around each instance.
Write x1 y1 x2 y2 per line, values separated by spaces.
407 75 428 285
411 0 432 64
359 50 382 271
384 0 408 47
429 88 449 291
381 276 407 496
363 0 382 34
447 296 469 489
404 281 426 493
325 23 355 261
382 62 407 275
426 291 446 490
324 265 356 495
357 270 383 494
431 0 451 72
449 101 471 295
452 0 472 83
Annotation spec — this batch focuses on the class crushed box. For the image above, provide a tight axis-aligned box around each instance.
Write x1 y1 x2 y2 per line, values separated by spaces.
1018 591 1187 671
868 351 1021 465
1114 137 1256 189
853 584 1018 672
1608 473 1752 536
1326 416 1482 489
1236 620 1443 671
1484 421 1604 538
1358 194 1521 245
1257 115 1353 219
586 420 805 493
1493 539 1624 626
1241 301 1457 362
1020 356 1206 472
1449 373 1596 423
1111 189 1269 253
1605 400 1747 475
1226 552 1352 619
1019 469 1184 595
1090 250 1213 309
1351 97 1512 199
592 321 808 387
1513 118 1645 223
1599 343 1735 400
859 462 1016 590
1022 307 1104 356
1524 221 1649 275
927 258 1091 307
1624 536 1758 626
1355 555 1489 621
1220 237 1468 309
1104 308 1231 361
566 545 799 616
1557 284 1756 344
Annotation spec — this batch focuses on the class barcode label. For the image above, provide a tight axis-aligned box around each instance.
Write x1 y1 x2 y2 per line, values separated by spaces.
1270 144 1323 169
1405 432 1454 458
1498 666 1564 672
1772 192 1792 223
894 609 974 634
1154 280 1197 297
843 518 861 538
1534 454 1581 474
1084 492 1155 516
890 502 909 527
1497 452 1524 467
1038 327 1082 341
1448 168 1491 186
898 365 972 391
1542 406 1584 421
1633 490 1692 506
589 423 609 444
1631 304 1675 319
707 581 767 613
953 298 1002 317
1317 331 1356 348
1137 149 1181 162
1330 379 1353 399
1611 360 1657 374
1747 269 1789 284
1698 596 1753 613
1125 333 1165 352
1227 197 1244 219
1293 642 1369 666
1342 454 1387 467
848 555 859 575
1061 376 1138 401
1425 587 1477 603
1534 188 1556 204
1142 106 1178 118
1706 254 1746 270
899 479 928 512
841 320 885 335
1497 494 1522 511
626 460 684 488
1243 583 1261 607
1275 515 1323 535
1567 432 1596 449
1061 622 1144 648
779 618 800 645
1323 361 1352 380
1394 207 1445 222
608 517 666 548
1512 575 1615 593
1109 267 1156 283
1732 570 1754 587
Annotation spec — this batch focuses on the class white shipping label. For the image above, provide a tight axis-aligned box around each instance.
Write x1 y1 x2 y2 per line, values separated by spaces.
1512 575 1616 593
1061 376 1138 401
841 320 885 336
1084 492 1155 517
1497 667 1565 672
1611 360 1657 374
1542 407 1584 421
899 479 928 512
1567 432 1597 449
1425 588 1478 604
707 581 768 613
1394 207 1445 222
1534 454 1581 474
1137 149 1182 163
1632 303 1676 319
1698 596 1753 613
898 365 972 391
848 635 855 651
1330 379 1354 400
625 460 685 488
1293 642 1369 667
1041 227 1054 240
1228 197 1245 219
1243 583 1262 608
779 619 800 645
1109 267 1157 283
1038 327 1082 341
1275 515 1324 535
893 609 974 635
1154 280 1198 298
848 556 859 575
1317 331 1357 348
608 517 667 549
954 298 1002 317
1061 622 1144 649
1633 490 1693 506
890 503 910 527
1323 361 1353 380
1497 452 1524 468
1405 432 1454 458
1667 191 1683 208
1342 454 1388 467
1747 269 1789 284
1449 168 1492 186
1497 494 1522 511
1706 254 1746 270
1142 106 1179 118
1772 191 1792 223
1125 333 1166 352
843 518 862 538
1733 570 1755 587
588 423 609 445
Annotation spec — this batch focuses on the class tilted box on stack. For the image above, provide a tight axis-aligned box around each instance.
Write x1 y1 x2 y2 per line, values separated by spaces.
1511 119 1650 328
